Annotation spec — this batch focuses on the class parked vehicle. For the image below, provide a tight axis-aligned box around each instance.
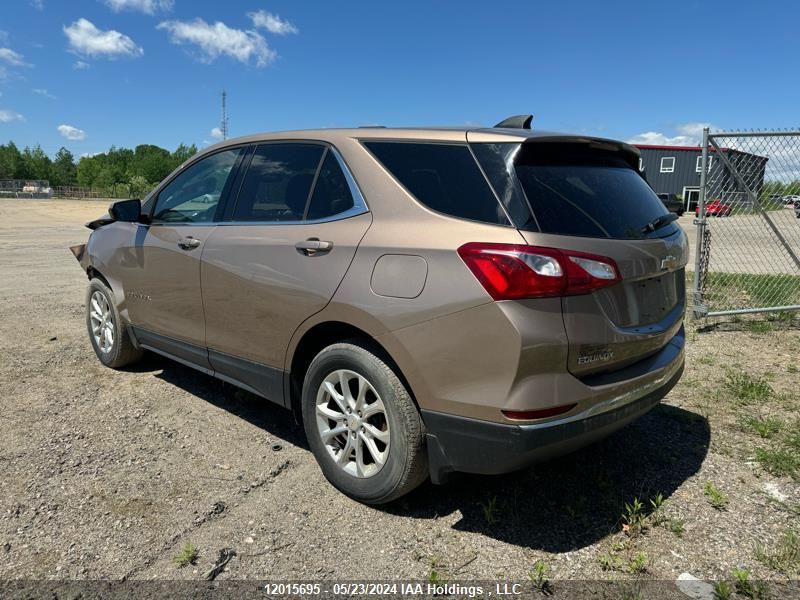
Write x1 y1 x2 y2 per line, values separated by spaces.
71 117 688 503
657 193 685 216
696 199 732 217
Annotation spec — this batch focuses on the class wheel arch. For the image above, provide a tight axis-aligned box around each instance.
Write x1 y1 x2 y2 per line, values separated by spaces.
285 318 421 423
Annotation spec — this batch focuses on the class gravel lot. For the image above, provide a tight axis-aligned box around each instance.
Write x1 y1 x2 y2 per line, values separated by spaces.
0 200 798 592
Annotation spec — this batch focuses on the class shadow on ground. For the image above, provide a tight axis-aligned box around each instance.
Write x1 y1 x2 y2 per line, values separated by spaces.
138 355 709 553
136 354 308 450
390 403 710 553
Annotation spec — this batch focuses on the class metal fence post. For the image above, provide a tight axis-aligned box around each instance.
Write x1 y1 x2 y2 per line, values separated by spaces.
692 127 709 318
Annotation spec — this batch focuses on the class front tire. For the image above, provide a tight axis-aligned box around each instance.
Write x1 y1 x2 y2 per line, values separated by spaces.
302 342 428 504
86 278 143 369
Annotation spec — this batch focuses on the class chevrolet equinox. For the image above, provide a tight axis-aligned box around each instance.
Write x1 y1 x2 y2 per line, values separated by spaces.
72 115 687 504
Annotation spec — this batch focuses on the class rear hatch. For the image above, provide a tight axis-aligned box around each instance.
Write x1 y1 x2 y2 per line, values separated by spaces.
481 139 688 379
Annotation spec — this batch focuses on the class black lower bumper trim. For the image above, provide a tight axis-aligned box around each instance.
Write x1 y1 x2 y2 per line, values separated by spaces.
422 362 684 484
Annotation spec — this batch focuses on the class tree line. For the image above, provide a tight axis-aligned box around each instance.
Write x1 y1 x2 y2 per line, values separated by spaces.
0 141 198 195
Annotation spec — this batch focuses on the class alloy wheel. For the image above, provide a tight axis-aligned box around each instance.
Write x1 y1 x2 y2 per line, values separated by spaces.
315 369 390 478
89 290 115 354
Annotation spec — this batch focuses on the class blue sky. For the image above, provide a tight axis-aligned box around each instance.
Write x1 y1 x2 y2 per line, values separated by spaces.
0 0 797 157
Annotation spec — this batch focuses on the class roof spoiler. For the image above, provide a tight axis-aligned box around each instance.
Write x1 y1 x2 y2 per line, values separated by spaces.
494 114 533 129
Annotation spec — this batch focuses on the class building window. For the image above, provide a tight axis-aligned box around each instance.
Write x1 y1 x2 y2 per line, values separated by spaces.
660 157 675 173
696 155 713 172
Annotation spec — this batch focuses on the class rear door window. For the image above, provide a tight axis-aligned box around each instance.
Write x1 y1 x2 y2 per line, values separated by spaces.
232 143 324 222
512 143 677 239
364 142 509 226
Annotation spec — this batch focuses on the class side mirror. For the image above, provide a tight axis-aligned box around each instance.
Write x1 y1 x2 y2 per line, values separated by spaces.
108 199 142 223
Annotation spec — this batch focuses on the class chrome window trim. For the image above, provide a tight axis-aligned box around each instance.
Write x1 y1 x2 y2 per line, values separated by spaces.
146 143 369 227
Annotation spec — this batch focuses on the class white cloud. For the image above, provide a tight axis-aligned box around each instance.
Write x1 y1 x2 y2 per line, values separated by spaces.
158 18 276 67
32 88 56 99
73 60 90 69
0 47 30 67
247 10 298 35
104 0 173 14
64 18 143 59
210 126 223 140
0 109 24 123
627 122 718 146
58 124 87 140
30 0 43 11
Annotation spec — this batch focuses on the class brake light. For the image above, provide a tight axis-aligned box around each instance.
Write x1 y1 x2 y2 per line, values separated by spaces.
457 242 620 300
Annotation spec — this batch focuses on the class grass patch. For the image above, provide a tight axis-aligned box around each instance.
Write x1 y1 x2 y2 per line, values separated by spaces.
174 542 199 568
668 518 686 538
704 481 729 510
755 530 800 575
480 496 500 526
526 560 553 595
712 580 733 600
723 371 773 405
747 321 772 334
755 447 800 478
740 415 783 439
732 567 770 599
702 272 800 310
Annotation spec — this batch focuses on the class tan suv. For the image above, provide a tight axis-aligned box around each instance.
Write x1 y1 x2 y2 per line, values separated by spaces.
72 116 687 504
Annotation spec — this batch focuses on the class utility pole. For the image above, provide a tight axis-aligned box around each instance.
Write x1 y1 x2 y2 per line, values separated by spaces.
220 90 229 140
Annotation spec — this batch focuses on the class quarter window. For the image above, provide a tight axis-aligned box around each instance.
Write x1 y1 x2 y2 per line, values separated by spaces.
232 144 324 222
152 148 241 223
306 151 356 220
660 157 675 173
364 142 509 226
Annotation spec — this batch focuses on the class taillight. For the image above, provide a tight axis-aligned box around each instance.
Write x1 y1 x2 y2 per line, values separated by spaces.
457 242 620 300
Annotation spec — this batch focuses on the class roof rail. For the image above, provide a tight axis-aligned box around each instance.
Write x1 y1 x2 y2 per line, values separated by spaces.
494 114 533 129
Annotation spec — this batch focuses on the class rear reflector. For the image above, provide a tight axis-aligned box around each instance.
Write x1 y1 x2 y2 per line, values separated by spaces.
458 242 620 300
502 403 577 420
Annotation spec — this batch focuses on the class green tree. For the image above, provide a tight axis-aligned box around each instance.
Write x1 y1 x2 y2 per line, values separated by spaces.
50 147 77 187
0 142 23 179
171 143 197 170
76 154 105 187
131 144 172 183
22 145 52 180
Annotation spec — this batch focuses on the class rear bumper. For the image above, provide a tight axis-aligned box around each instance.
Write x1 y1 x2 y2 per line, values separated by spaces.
422 349 684 484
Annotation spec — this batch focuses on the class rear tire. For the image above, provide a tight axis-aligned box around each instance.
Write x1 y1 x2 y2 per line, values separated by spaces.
302 341 428 504
86 278 143 369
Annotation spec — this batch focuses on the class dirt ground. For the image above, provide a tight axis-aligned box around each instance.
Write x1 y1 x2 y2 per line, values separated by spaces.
0 200 798 591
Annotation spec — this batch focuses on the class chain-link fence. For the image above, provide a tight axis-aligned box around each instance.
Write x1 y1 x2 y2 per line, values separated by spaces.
692 129 800 318
0 179 52 198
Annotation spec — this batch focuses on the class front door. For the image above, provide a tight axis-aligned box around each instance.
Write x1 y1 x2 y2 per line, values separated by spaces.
121 147 243 363
201 143 372 403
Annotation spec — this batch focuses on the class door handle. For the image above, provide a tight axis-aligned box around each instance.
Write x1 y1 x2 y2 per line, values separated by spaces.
295 238 333 255
178 236 201 250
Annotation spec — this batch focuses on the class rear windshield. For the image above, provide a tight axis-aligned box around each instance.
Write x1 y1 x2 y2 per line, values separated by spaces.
363 141 509 226
513 143 678 239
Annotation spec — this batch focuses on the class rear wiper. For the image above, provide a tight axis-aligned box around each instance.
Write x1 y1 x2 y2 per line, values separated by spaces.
641 212 678 233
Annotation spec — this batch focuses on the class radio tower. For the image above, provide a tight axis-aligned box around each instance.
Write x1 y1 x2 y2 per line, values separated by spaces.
220 90 229 140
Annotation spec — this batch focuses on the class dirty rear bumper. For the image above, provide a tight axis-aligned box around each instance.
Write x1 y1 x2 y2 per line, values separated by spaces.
422 353 684 485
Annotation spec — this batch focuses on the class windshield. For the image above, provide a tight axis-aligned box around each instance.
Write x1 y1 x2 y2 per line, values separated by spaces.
514 143 678 240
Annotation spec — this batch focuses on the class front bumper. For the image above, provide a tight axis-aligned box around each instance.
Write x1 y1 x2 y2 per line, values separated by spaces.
422 349 684 484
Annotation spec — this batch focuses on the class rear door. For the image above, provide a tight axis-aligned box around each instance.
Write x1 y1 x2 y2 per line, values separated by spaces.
509 141 688 377
200 143 371 404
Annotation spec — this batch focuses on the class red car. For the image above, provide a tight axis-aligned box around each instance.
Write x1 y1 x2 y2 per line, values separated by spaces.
696 199 732 217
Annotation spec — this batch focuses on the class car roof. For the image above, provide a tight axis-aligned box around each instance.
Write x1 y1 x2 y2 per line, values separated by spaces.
199 126 639 156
